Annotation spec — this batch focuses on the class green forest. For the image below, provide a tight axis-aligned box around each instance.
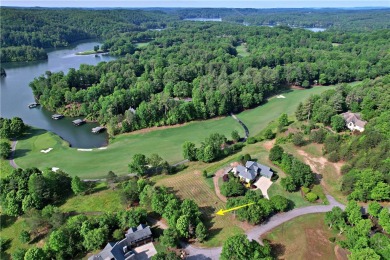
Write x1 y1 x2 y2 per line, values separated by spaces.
28 22 390 136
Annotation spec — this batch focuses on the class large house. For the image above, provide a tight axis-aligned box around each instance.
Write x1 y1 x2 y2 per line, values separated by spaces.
233 161 273 183
88 224 153 260
341 112 367 132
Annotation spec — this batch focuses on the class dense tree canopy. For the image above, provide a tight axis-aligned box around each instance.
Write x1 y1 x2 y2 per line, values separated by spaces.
27 21 390 135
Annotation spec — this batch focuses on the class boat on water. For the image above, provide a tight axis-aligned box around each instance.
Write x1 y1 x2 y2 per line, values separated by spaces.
28 103 40 108
52 114 64 120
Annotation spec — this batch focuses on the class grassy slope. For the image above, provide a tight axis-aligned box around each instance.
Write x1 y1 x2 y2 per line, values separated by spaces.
262 213 338 260
0 217 32 260
15 86 336 178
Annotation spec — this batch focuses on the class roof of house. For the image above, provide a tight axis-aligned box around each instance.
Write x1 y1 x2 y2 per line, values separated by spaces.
236 165 257 180
341 112 367 128
88 224 151 260
126 224 152 243
235 161 273 180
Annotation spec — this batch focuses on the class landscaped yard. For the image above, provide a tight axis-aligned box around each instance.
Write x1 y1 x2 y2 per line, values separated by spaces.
14 85 344 178
262 213 339 260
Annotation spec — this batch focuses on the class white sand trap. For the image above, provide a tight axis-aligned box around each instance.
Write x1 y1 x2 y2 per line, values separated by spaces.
41 148 53 153
98 147 107 150
254 177 273 199
77 148 93 151
52 167 59 172
276 95 286 99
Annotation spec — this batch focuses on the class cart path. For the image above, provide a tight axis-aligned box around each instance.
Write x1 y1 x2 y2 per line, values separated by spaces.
213 168 228 203
230 112 249 141
182 195 345 260
9 140 20 169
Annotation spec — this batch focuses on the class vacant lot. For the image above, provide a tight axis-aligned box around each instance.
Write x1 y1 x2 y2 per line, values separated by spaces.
262 213 338 260
282 143 347 204
15 86 338 178
153 164 244 247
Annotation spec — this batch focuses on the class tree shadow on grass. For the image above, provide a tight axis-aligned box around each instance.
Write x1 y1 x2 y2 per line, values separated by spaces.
18 128 47 141
269 242 286 258
13 149 31 159
0 215 17 230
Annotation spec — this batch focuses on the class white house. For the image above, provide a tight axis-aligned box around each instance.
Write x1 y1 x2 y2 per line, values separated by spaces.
341 112 367 132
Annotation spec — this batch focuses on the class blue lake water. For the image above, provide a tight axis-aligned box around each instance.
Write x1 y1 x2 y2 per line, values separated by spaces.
0 41 116 148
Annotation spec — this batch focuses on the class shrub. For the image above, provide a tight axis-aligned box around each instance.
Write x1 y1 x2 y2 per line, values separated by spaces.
328 151 340 162
112 229 123 241
306 192 318 202
246 137 257 144
329 237 336 243
19 230 30 243
221 179 246 197
264 129 275 140
292 132 305 146
202 170 208 178
301 187 310 194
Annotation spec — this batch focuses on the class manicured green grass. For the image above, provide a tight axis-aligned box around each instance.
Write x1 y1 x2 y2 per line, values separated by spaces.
15 117 243 178
15 85 345 178
239 86 337 136
263 213 338 260
236 44 250 57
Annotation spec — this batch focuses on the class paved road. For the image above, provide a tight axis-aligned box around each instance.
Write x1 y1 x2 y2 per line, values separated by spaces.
230 113 249 141
9 140 20 169
182 195 345 260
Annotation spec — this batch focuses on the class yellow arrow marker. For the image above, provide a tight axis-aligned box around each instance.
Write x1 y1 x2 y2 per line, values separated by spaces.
216 202 255 216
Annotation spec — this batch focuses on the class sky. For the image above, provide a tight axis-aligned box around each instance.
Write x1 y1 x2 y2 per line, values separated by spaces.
2 0 389 8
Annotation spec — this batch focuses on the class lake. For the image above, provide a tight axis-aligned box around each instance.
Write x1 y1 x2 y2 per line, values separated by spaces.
0 41 116 148
184 18 222 22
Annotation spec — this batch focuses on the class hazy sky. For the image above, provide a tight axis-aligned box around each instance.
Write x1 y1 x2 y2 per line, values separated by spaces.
2 0 389 8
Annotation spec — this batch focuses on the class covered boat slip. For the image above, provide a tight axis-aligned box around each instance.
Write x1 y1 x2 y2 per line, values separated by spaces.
72 119 86 126
92 126 105 133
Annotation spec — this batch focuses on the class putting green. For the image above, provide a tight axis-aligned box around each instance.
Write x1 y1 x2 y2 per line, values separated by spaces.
15 86 337 178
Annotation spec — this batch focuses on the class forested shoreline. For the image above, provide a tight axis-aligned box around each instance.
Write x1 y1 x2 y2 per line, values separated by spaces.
1 7 389 62
0 8 174 62
29 22 390 136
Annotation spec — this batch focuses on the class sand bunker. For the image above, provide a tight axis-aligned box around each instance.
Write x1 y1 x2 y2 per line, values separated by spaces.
51 167 59 172
41 148 53 153
276 95 286 98
77 148 93 151
98 147 107 150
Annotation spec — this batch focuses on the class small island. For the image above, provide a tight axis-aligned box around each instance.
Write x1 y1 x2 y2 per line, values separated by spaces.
1 67 6 78
75 44 108 55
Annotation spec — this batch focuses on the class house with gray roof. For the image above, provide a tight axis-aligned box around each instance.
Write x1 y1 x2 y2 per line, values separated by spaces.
88 224 153 260
341 112 367 132
233 161 273 183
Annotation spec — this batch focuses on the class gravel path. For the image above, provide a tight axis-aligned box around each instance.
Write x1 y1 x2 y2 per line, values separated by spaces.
9 140 20 169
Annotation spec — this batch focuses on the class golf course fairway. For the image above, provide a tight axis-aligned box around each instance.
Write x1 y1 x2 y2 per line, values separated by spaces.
15 86 336 178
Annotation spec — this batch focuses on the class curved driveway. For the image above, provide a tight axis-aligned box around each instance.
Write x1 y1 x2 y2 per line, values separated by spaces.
183 195 345 260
